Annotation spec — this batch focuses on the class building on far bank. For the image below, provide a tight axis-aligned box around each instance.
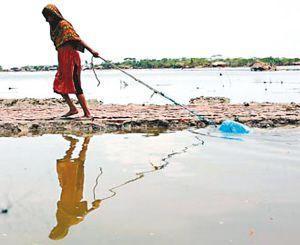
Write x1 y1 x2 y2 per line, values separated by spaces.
211 61 227 68
250 61 276 71
10 67 22 72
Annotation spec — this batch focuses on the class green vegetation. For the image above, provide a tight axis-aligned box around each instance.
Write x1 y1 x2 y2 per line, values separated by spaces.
2 57 300 72
94 57 300 70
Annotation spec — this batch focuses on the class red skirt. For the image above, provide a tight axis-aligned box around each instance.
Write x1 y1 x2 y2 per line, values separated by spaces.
54 45 82 94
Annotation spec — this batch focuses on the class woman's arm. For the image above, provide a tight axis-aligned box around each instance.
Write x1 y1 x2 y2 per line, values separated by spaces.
80 40 99 57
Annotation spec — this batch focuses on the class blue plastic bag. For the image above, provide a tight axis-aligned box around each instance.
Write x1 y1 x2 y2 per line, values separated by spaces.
219 120 250 134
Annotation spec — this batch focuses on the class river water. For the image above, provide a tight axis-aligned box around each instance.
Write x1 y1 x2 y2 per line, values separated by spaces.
0 128 299 244
0 68 300 104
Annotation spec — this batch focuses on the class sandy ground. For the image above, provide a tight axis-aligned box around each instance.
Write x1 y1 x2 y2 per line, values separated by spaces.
0 97 299 136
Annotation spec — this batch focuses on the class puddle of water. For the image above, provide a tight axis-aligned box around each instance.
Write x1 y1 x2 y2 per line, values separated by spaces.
0 129 299 244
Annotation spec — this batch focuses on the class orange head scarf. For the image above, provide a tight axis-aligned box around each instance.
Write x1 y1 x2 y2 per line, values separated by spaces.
42 4 64 21
42 4 83 51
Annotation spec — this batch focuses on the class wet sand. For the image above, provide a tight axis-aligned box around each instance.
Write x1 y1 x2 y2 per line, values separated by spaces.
0 97 299 136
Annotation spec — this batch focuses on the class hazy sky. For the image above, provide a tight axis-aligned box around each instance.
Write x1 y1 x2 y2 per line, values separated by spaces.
0 0 299 66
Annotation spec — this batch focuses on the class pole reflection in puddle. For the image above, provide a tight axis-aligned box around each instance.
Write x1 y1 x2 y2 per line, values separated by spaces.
49 136 101 240
99 135 204 201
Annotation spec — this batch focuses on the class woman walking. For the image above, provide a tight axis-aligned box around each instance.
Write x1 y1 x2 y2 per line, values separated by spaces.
42 4 99 118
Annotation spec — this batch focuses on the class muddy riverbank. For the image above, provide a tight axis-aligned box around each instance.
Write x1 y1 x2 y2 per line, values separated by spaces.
0 97 299 136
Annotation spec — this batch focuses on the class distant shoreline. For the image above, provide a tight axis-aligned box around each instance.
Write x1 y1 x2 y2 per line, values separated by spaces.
1 57 300 72
1 65 300 73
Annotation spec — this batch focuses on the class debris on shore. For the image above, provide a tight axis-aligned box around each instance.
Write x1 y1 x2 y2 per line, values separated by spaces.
190 96 230 105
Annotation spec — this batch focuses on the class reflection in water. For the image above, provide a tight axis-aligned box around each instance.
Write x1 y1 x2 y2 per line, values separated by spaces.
49 136 101 240
50 134 203 240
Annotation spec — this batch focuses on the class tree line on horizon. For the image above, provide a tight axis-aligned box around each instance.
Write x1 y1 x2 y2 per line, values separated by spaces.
1 57 300 71
99 57 300 69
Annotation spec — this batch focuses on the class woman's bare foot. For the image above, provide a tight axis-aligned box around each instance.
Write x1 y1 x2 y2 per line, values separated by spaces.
61 109 79 118
82 113 93 119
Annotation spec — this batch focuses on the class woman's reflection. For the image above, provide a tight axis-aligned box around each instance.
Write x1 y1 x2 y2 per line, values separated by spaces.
49 135 101 240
